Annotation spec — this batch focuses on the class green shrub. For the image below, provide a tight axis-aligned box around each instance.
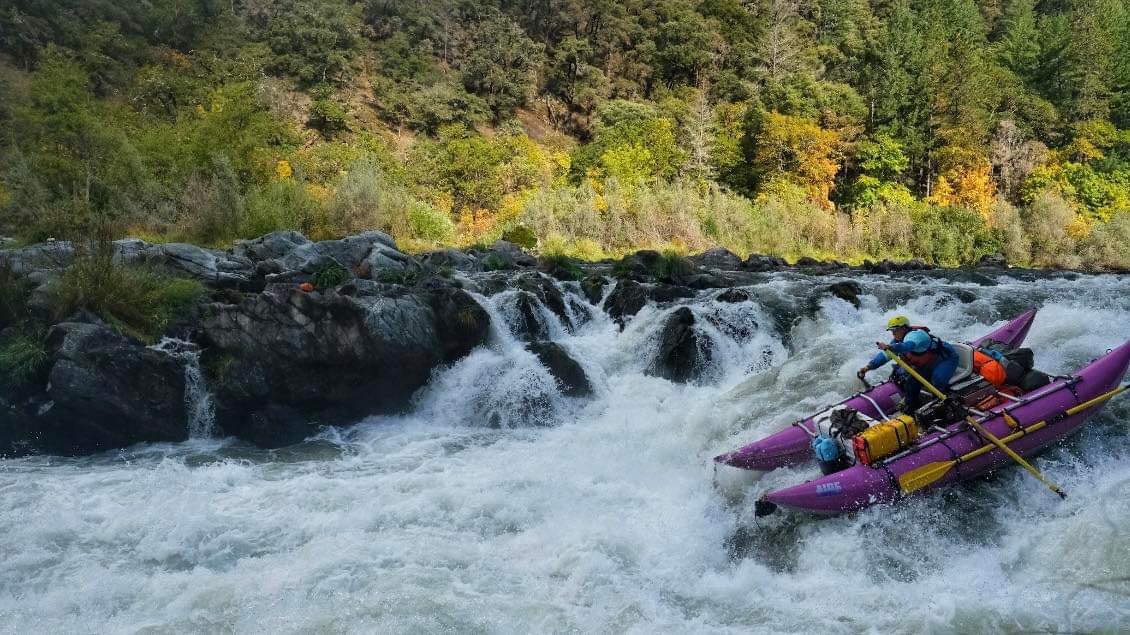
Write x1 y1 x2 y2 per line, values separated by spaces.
481 253 514 271
1080 213 1130 270
376 268 419 286
407 200 455 242
0 262 31 326
0 330 48 386
502 224 537 249
652 250 694 282
313 262 351 289
52 252 206 342
909 206 1002 267
538 254 583 280
243 180 328 239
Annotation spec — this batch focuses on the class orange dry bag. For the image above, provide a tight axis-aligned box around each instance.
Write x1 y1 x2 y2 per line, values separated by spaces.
972 351 1006 386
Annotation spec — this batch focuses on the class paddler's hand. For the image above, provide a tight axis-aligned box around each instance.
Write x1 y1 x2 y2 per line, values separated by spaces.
856 366 869 380
876 342 890 351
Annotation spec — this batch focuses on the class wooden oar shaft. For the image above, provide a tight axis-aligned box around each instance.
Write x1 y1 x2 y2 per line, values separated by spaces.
883 350 1067 498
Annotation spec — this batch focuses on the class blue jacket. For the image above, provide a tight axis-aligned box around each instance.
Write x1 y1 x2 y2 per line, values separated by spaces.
868 338 956 370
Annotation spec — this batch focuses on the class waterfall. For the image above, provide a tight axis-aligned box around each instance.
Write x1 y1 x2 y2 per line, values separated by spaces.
150 338 216 438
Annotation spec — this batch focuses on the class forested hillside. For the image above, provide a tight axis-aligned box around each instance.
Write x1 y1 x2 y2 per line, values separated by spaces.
1 0 1128 267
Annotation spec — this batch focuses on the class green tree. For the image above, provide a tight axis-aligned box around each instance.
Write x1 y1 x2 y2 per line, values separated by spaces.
460 12 545 116
261 0 361 85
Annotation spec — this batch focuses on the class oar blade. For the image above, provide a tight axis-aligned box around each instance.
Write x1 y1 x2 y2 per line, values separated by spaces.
897 460 955 493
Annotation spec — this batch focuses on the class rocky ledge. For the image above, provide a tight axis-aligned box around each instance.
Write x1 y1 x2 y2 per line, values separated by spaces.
0 233 1061 457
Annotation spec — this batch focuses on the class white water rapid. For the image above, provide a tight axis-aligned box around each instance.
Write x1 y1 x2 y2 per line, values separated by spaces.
2 272 1128 632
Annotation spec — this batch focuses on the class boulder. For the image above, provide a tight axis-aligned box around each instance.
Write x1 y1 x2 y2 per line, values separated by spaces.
420 249 477 272
488 240 537 267
427 287 492 361
539 256 584 282
148 243 255 289
526 342 593 398
232 230 416 283
684 272 734 289
717 288 750 303
742 254 787 272
514 272 572 331
200 283 491 446
0 241 75 276
580 274 607 305
827 281 863 308
648 283 696 303
510 291 549 341
233 231 311 263
613 250 662 281
359 243 419 278
690 248 743 271
976 253 1007 268
867 260 896 274
604 279 649 328
647 307 712 384
32 323 189 455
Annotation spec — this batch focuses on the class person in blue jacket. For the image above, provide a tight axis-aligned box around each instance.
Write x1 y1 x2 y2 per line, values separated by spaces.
857 315 959 412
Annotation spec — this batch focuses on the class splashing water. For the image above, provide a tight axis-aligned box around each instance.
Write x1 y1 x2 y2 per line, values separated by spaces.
1 273 1128 632
149 338 216 439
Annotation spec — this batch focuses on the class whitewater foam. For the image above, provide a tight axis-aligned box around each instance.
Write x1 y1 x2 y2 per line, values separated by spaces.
1 272 1128 632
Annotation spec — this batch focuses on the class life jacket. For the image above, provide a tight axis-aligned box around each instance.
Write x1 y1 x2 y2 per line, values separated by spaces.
973 350 1007 386
901 328 950 369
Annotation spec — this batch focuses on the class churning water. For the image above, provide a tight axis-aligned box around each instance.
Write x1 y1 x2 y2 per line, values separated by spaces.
1 272 1128 633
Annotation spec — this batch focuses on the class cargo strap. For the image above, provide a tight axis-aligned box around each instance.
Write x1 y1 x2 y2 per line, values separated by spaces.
859 392 889 421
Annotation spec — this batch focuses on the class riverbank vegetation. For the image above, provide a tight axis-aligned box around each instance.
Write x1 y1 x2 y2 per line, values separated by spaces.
0 0 1127 268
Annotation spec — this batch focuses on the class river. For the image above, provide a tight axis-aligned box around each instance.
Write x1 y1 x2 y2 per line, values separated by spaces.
1 271 1128 632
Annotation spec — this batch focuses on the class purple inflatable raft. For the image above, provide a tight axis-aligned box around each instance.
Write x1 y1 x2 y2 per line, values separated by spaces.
714 309 1130 515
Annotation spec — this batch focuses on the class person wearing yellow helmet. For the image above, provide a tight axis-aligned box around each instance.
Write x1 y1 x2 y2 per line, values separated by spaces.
857 315 959 412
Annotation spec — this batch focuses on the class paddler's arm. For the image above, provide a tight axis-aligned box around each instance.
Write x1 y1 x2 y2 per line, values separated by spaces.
860 342 894 378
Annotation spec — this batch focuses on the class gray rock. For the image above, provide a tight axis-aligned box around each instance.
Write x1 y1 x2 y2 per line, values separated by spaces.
977 253 1008 268
315 231 397 271
510 291 549 341
111 238 152 265
648 284 696 303
232 231 311 263
489 240 537 267
149 243 255 288
604 279 649 328
514 272 572 331
580 275 606 305
717 288 750 303
526 342 593 397
828 281 862 308
201 282 491 447
647 307 712 384
359 243 419 278
742 254 787 272
420 249 477 271
31 323 189 455
690 248 743 271
427 287 492 362
0 241 75 275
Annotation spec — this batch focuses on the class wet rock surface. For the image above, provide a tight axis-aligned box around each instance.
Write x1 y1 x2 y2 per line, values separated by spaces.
0 231 1112 457
526 342 593 398
647 307 712 384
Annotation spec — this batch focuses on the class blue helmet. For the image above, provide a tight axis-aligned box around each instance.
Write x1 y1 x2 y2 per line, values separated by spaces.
903 329 932 353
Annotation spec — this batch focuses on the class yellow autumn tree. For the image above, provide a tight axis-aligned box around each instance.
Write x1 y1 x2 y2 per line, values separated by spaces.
749 111 841 208
928 147 995 217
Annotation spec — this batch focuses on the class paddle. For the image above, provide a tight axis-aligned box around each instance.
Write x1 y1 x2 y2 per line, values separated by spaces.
899 382 1129 494
882 349 1068 499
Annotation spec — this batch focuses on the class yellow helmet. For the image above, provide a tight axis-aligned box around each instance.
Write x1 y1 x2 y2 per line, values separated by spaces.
886 315 910 330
